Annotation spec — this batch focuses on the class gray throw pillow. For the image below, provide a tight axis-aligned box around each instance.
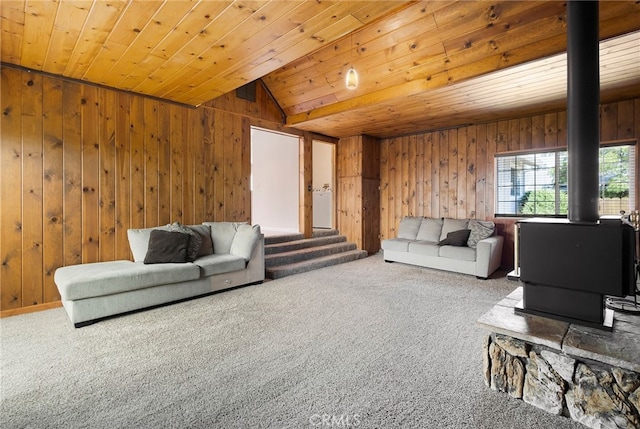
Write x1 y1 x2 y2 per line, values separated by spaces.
188 224 214 256
397 217 423 240
438 229 471 247
167 222 202 262
144 230 190 264
416 217 443 242
230 224 261 261
467 220 495 248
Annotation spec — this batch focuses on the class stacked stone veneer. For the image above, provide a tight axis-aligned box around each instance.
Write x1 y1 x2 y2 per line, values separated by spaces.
483 333 640 429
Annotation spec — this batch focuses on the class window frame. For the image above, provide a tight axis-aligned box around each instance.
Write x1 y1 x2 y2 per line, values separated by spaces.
494 139 637 218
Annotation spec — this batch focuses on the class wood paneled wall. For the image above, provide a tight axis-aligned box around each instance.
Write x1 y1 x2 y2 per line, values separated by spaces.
0 66 283 311
337 134 380 254
380 99 640 268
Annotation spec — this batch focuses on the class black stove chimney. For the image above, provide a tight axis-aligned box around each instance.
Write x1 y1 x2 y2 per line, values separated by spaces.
567 0 600 223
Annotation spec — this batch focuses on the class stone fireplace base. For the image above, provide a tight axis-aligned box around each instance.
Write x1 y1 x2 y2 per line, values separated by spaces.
478 287 640 429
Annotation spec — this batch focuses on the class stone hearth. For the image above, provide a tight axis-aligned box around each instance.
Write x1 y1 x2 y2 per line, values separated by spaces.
478 287 640 429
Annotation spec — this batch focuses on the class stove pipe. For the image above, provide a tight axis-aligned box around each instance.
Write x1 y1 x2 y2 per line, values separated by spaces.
567 0 600 223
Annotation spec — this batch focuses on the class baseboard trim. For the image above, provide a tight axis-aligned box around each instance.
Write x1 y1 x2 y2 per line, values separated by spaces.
0 301 62 318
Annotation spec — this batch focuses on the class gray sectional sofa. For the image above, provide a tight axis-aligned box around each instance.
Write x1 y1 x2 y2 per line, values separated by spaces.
381 217 503 279
55 222 265 327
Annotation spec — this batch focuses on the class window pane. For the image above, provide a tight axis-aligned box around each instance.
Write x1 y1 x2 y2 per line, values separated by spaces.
495 145 634 217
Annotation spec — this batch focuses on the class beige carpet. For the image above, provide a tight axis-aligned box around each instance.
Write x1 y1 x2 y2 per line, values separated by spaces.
0 253 582 429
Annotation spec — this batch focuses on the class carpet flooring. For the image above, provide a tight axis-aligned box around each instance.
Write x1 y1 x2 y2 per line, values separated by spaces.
0 254 583 429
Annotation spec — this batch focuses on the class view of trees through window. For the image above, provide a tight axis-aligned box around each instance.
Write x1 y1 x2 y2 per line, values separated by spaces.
496 144 635 216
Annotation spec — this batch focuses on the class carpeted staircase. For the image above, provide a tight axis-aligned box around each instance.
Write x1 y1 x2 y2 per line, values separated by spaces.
264 229 368 279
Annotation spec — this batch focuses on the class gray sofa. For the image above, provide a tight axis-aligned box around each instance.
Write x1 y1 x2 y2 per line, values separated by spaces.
381 217 503 279
55 222 265 327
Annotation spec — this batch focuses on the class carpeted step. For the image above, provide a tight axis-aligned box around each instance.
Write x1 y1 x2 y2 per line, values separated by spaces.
265 241 357 267
266 249 368 279
312 229 339 238
265 235 346 255
264 233 304 245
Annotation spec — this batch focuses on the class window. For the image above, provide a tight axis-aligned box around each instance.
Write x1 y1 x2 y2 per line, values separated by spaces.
496 143 636 217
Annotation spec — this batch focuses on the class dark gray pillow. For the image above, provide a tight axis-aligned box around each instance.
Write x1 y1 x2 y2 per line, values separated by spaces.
167 222 202 262
438 229 471 246
189 224 214 256
144 230 190 264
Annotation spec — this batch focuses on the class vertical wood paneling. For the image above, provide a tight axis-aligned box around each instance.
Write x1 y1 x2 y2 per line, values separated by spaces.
1 69 24 309
81 85 100 263
115 92 131 260
21 71 44 306
170 105 184 223
336 134 380 253
42 76 64 303
99 88 116 262
143 98 159 227
299 131 312 237
465 126 476 219
457 128 466 219
129 95 145 229
422 133 432 217
415 134 425 218
62 81 82 267
475 124 487 219
157 102 171 226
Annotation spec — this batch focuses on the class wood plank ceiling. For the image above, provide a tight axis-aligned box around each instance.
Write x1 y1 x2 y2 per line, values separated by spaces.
2 0 639 139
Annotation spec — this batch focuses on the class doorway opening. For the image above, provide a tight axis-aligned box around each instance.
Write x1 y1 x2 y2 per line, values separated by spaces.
250 127 300 234
312 140 335 229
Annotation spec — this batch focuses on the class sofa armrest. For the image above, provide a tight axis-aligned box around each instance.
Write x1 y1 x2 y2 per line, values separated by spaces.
245 234 265 283
475 235 504 278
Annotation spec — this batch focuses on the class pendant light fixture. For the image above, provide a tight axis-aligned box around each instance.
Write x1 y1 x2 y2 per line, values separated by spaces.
346 33 358 90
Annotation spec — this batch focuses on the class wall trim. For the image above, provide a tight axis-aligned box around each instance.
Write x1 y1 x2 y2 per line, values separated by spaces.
1 301 63 318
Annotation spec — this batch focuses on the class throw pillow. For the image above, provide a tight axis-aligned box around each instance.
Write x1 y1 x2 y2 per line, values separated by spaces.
230 223 261 261
439 218 469 241
144 230 190 264
398 217 423 240
167 222 202 262
467 220 495 248
189 224 214 256
438 229 471 246
127 226 170 262
416 217 443 242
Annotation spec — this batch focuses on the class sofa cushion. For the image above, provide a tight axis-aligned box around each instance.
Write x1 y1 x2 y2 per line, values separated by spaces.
439 218 469 241
144 230 190 264
416 217 443 242
397 216 423 240
127 226 170 262
189 224 214 256
230 223 261 261
438 229 471 247
193 254 247 276
164 222 202 262
203 222 239 254
55 260 201 301
467 220 495 249
381 238 413 252
439 245 477 262
408 240 440 256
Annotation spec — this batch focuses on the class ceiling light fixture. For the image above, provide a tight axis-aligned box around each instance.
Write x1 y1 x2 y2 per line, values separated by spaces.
346 33 358 90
